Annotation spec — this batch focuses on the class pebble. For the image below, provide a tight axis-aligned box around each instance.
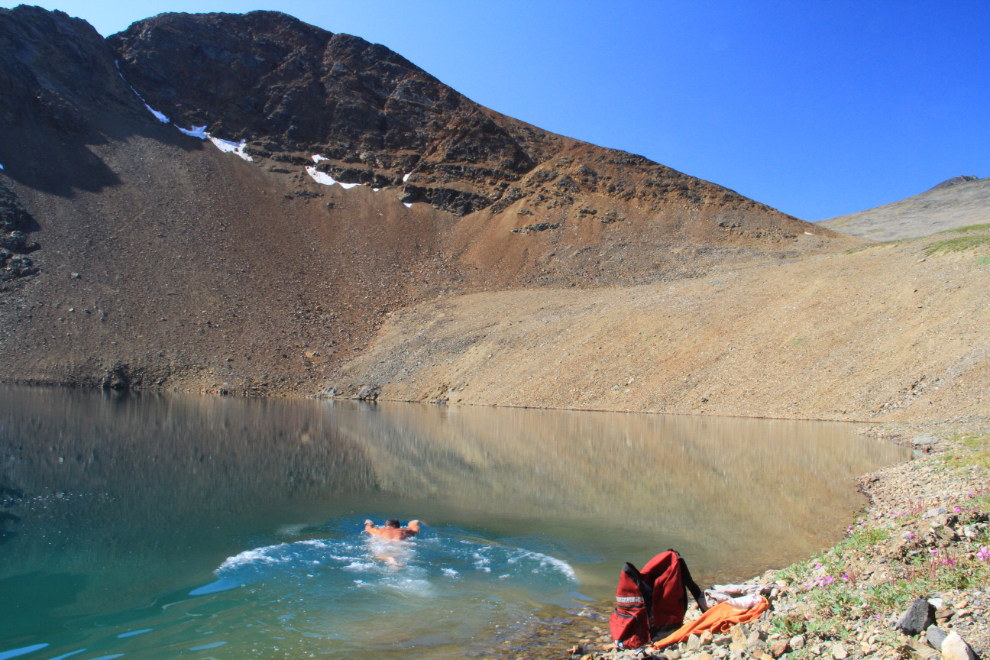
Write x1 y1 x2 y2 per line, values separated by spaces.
832 643 848 660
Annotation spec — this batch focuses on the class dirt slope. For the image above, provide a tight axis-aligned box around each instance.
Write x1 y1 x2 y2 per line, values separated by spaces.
335 234 990 423
818 175 990 241
0 7 849 393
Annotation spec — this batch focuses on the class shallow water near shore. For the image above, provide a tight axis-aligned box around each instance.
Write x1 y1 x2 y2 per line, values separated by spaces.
0 387 909 659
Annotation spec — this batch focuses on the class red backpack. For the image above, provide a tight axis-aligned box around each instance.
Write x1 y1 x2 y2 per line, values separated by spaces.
609 550 709 649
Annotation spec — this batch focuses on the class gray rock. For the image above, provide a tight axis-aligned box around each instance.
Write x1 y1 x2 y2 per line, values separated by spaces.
687 634 702 651
790 635 806 651
912 436 938 446
897 598 936 635
940 633 977 660
924 507 949 519
831 643 848 660
357 385 379 401
927 627 948 650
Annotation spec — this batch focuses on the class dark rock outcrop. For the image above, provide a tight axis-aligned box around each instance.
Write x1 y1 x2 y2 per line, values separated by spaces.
0 183 39 282
0 6 147 129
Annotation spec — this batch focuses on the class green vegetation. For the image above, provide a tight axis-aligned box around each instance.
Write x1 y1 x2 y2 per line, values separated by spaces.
923 234 990 256
774 508 990 634
937 223 990 234
942 434 990 471
844 242 898 255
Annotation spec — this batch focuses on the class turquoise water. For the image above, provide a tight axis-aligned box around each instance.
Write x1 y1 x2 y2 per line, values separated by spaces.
0 387 910 659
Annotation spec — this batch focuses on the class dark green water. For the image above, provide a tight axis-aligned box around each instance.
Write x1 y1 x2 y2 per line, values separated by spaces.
0 387 909 659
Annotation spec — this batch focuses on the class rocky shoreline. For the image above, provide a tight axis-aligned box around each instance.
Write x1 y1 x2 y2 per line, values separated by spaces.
504 419 989 660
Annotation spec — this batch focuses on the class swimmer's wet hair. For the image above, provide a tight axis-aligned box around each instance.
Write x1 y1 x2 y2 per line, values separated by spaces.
385 518 401 528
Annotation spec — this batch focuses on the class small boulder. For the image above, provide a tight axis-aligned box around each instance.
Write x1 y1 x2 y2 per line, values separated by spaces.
790 635 806 651
770 641 791 658
357 385 379 401
688 634 702 651
897 598 936 635
831 643 848 660
924 507 949 519
940 633 977 660
700 630 714 646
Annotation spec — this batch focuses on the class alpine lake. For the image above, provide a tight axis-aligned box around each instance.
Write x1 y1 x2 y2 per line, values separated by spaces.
0 386 910 660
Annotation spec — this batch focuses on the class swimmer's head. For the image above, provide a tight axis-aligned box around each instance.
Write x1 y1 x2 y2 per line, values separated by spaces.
385 518 401 528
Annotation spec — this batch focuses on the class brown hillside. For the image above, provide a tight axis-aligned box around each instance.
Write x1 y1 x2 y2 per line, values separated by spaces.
0 7 850 394
335 238 990 424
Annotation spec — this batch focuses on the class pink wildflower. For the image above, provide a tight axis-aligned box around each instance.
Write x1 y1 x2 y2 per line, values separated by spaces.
954 507 961 513
977 547 990 562
842 574 849 582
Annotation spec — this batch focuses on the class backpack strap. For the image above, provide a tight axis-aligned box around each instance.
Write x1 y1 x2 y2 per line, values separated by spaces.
675 554 709 613
621 562 655 628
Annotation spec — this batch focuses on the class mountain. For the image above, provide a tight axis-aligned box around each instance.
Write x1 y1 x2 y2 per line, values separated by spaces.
818 176 990 241
0 7 848 394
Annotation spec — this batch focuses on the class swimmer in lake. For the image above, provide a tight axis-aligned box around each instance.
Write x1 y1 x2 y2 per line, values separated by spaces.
364 518 421 541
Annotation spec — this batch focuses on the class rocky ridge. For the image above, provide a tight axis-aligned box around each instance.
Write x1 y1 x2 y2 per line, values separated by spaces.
108 11 794 224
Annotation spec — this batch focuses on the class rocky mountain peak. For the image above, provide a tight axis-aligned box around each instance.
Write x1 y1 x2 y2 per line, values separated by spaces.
108 11 537 201
928 175 982 192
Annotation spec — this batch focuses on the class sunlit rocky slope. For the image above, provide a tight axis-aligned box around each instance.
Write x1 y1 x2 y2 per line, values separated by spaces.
818 175 990 241
0 6 846 395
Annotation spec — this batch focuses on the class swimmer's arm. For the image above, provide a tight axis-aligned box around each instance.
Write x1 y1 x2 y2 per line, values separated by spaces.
363 519 376 534
407 520 421 533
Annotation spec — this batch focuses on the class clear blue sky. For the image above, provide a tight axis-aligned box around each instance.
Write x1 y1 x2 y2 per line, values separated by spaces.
5 0 988 220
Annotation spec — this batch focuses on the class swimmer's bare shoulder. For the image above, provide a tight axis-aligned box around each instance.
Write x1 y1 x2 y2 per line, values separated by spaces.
364 519 421 541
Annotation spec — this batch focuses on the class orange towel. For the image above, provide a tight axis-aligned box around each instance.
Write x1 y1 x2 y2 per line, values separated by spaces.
652 596 770 649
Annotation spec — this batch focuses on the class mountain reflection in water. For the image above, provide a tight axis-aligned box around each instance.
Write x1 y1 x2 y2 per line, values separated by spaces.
0 387 909 658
